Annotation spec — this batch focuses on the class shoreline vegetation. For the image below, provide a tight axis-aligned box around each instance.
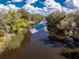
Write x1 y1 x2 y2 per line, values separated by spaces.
46 12 79 55
0 8 79 58
46 12 79 41
0 9 45 54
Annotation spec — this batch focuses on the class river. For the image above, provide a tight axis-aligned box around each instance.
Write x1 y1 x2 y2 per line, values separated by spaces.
0 29 65 59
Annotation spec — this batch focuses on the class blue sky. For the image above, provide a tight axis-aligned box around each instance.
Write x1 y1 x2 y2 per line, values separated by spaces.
0 0 79 16
0 0 65 8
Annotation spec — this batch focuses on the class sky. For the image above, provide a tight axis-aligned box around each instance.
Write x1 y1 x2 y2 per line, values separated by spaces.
0 0 65 8
0 0 79 16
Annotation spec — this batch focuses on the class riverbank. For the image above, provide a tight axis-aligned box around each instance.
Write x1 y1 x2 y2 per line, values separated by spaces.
0 30 65 59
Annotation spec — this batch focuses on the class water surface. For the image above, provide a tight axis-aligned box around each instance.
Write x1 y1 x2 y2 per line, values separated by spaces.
0 30 65 59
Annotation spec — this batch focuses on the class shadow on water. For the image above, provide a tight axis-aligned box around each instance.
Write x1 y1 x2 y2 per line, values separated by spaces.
0 30 65 59
0 29 72 59
35 30 63 48
61 52 79 59
39 37 79 59
38 37 63 48
35 30 79 59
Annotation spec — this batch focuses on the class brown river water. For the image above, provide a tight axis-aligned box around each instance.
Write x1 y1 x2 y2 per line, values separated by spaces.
0 30 65 59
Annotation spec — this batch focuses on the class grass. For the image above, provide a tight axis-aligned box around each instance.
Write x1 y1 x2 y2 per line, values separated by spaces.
0 30 31 55
6 33 24 49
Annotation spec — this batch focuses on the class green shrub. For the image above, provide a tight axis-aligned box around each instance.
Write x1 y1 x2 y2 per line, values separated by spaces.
6 33 24 49
46 12 79 38
0 10 44 54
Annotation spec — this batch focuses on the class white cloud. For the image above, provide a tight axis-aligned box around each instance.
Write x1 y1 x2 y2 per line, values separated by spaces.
44 0 62 11
62 7 76 13
65 0 79 9
11 0 23 2
23 4 34 10
23 0 67 16
7 4 20 10
1 0 79 16
0 4 19 12
23 0 64 16
23 4 62 16
23 4 42 14
25 0 38 4
23 0 79 15
0 4 9 11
